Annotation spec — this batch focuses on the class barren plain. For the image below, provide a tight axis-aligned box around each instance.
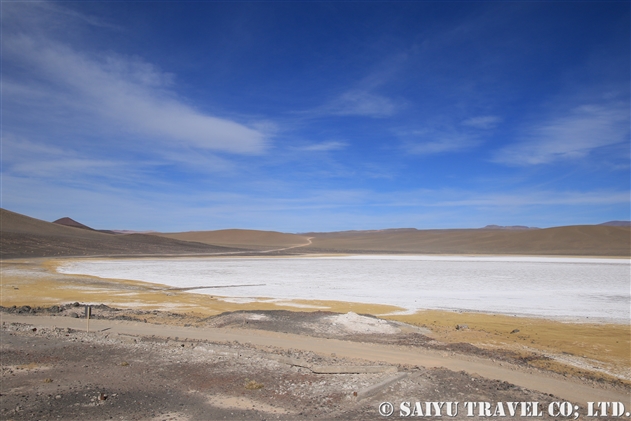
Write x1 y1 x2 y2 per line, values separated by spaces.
1 208 630 420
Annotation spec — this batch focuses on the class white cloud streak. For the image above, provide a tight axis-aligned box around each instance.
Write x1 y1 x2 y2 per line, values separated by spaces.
326 90 398 118
311 52 409 119
1 134 148 183
431 190 630 207
494 103 629 165
403 128 481 155
356 188 629 209
297 141 348 152
461 115 501 129
402 113 501 155
3 35 268 155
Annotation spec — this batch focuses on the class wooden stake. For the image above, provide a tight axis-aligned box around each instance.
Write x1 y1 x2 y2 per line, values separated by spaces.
85 305 91 333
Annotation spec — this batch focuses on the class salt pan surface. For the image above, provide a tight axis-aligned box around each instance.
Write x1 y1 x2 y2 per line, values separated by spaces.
58 255 630 323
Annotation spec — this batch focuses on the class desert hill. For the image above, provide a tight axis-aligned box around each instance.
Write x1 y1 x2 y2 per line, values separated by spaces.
156 229 310 250
0 209 242 259
2 209 629 258
302 225 630 256
53 216 118 234
53 217 96 231
156 223 630 256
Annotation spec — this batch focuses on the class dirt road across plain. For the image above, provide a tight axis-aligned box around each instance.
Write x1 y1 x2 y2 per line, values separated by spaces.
3 313 628 407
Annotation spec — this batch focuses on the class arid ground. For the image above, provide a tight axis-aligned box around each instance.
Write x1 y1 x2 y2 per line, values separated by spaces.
1 209 630 420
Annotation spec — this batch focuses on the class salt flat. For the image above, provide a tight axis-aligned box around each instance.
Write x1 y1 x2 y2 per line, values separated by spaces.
58 255 630 323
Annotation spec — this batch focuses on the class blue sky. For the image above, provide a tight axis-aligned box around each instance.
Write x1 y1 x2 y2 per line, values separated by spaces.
2 1 629 232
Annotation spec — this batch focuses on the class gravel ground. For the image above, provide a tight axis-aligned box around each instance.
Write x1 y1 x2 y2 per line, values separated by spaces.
0 304 570 373
4 307 618 421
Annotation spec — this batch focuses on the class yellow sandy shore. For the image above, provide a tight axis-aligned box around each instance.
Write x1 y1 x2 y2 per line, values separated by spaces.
387 311 630 383
1 257 629 384
1 258 402 316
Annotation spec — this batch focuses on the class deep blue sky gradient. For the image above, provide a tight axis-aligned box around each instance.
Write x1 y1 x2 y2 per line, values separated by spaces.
2 1 629 232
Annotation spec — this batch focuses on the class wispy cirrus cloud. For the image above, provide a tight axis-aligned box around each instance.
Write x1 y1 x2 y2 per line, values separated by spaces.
353 187 629 209
432 189 630 207
407 135 479 155
461 115 501 129
402 128 482 155
296 141 348 152
1 1 122 35
319 52 410 119
325 90 398 118
1 134 154 184
1 1 273 205
493 103 629 166
401 114 500 155
3 34 268 155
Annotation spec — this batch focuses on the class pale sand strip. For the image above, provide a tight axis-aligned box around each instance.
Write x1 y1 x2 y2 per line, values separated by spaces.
2 314 628 406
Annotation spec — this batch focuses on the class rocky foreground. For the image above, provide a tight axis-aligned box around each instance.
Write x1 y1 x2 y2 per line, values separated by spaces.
3 306 629 421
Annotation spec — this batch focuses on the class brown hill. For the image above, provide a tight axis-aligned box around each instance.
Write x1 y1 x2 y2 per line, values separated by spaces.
156 229 310 251
302 225 631 257
3 209 628 258
53 216 118 234
0 209 243 259
53 217 95 231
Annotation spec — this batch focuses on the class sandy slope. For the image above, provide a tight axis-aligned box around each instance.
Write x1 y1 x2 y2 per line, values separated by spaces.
155 229 311 250
303 226 631 256
0 209 242 258
3 208 629 257
147 224 631 257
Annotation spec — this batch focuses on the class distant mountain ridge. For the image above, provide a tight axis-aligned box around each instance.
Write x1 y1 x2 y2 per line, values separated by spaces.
599 221 631 227
2 209 630 258
112 230 158 234
49 216 630 234
301 228 418 235
480 225 539 230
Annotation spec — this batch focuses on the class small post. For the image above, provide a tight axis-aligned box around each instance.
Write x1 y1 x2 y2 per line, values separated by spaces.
85 305 92 333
